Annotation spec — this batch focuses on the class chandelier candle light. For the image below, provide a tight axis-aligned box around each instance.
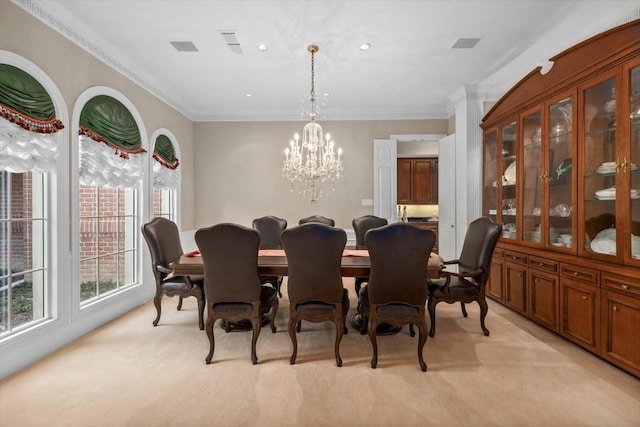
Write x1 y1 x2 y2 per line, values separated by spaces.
283 44 343 203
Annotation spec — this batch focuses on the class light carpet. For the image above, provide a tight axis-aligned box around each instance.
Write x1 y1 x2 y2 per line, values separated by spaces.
1 278 639 427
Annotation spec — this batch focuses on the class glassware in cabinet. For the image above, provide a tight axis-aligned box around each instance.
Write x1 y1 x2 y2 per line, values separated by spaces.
521 109 543 246
547 95 576 250
501 122 517 240
626 62 640 263
581 75 618 259
483 129 499 222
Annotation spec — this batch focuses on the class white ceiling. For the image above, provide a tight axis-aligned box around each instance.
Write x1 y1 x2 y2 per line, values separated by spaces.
18 0 639 121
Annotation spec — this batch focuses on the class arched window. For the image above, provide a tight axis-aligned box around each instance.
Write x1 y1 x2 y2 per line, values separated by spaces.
151 131 180 221
0 57 66 336
76 92 146 304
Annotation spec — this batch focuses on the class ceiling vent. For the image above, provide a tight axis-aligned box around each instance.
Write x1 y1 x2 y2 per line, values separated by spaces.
219 30 243 54
170 41 199 52
451 38 481 49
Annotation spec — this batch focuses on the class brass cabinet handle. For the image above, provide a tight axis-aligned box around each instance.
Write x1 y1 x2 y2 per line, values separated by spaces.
616 157 621 173
621 284 629 290
613 305 619 312
622 157 628 173
573 271 579 276
581 295 588 300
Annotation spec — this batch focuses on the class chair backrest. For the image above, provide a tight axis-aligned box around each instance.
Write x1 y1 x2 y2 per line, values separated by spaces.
281 223 347 304
298 215 335 226
365 223 435 306
252 215 287 249
141 217 184 279
195 223 261 303
352 215 388 249
457 217 502 285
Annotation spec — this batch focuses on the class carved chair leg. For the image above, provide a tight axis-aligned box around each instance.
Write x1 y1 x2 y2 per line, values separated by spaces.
205 316 216 364
250 315 261 365
359 313 368 335
427 299 437 337
409 324 415 337
270 298 279 333
334 320 344 367
296 320 302 333
177 296 183 311
478 297 490 336
417 320 428 372
461 302 468 318
197 294 205 331
288 315 298 365
152 291 163 327
276 277 283 298
368 316 378 369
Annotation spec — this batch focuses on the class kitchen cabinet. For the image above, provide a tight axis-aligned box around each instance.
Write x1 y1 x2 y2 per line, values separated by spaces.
397 158 438 204
481 20 640 377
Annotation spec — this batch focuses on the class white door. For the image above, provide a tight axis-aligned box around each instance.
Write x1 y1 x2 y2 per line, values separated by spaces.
373 139 397 223
438 134 457 261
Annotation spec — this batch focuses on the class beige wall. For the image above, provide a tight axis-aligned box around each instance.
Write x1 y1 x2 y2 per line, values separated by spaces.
194 119 448 229
0 0 197 228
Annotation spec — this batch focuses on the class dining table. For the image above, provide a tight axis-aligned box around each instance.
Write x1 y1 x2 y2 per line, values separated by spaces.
172 248 443 334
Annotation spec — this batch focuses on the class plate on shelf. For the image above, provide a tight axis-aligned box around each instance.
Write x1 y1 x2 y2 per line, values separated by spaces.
503 161 516 184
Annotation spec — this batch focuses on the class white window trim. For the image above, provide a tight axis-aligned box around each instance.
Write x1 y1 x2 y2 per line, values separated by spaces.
70 86 153 318
149 128 182 225
0 50 69 376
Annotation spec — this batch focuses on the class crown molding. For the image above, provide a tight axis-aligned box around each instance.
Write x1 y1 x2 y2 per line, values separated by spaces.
13 0 194 120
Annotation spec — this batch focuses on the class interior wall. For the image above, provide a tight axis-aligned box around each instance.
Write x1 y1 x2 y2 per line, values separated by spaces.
193 119 448 229
0 0 197 229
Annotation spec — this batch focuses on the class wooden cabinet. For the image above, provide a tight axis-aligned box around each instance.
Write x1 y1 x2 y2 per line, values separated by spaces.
481 20 640 377
487 248 504 302
504 250 528 315
528 256 559 331
397 158 438 204
600 273 640 377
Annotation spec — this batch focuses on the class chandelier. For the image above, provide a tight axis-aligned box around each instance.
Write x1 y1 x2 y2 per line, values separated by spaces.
283 44 343 203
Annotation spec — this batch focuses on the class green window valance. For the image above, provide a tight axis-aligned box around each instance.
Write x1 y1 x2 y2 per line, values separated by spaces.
153 134 179 169
0 64 64 133
79 95 145 157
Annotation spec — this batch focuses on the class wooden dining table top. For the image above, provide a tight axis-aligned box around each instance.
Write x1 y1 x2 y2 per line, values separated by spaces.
171 249 443 279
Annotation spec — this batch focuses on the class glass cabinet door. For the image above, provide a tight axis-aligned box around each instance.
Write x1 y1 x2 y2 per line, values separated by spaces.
501 121 517 240
581 74 618 259
548 95 575 250
627 62 640 263
521 109 542 245
483 129 499 223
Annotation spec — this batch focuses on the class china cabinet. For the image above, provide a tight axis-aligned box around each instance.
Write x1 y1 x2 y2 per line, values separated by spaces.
482 19 640 377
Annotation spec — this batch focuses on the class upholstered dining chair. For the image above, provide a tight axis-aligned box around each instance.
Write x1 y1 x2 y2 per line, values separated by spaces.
252 215 288 297
427 217 501 337
357 223 435 371
142 217 205 330
298 215 335 226
352 215 388 295
195 223 279 365
281 223 349 367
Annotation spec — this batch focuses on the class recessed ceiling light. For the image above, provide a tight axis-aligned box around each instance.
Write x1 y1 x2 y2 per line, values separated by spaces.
257 44 268 52
359 43 371 51
245 93 253 97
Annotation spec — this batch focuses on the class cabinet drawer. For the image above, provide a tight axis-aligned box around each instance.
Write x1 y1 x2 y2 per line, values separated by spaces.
560 263 599 285
602 273 640 298
529 256 558 274
504 250 527 265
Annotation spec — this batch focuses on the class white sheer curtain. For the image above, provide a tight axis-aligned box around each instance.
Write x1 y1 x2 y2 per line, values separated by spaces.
152 159 178 189
0 117 58 173
79 134 144 188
